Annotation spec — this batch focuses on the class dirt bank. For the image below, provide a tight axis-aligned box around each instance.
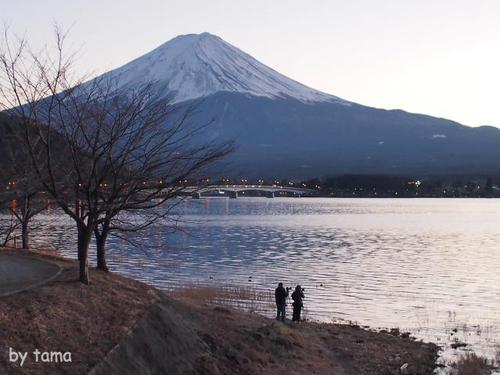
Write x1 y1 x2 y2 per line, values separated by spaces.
0 250 438 374
0 249 161 374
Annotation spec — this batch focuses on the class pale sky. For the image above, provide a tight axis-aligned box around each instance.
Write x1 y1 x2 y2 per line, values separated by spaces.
3 0 500 127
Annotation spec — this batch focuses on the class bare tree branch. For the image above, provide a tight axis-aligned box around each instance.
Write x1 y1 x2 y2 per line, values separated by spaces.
0 27 233 282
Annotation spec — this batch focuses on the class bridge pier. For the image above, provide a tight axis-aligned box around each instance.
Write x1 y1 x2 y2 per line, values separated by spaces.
228 191 238 199
265 191 275 198
191 192 201 199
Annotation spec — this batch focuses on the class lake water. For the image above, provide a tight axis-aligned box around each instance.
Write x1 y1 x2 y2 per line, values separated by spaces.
23 198 500 368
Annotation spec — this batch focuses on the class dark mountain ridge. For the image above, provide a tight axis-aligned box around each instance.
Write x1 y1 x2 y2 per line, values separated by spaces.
185 92 500 179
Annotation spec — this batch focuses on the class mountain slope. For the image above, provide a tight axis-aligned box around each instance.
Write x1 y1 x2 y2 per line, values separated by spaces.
90 33 500 178
99 33 347 104
186 92 500 178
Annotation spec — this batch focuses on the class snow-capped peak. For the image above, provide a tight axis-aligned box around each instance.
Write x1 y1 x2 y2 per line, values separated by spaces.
101 32 348 104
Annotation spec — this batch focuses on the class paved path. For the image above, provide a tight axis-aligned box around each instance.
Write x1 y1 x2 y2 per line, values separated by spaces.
0 253 61 296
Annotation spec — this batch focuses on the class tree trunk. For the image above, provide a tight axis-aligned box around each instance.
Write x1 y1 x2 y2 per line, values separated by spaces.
77 227 92 284
95 228 109 272
22 195 30 249
77 230 81 260
21 220 29 249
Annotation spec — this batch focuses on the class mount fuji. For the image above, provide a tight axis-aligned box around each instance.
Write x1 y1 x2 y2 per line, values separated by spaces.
95 33 500 179
100 32 347 105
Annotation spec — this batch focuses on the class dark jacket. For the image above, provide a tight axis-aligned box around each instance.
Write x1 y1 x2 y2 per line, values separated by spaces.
275 286 288 305
291 289 304 307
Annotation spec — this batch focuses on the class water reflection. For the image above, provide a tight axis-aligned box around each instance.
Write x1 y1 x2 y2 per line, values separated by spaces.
19 198 500 365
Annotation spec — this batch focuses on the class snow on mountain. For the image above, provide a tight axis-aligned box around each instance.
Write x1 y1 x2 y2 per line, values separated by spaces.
100 32 349 104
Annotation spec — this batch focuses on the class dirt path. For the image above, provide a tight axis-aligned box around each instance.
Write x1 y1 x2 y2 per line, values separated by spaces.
0 253 61 296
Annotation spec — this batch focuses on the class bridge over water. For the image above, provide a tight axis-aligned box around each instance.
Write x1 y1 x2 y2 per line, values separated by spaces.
185 185 317 199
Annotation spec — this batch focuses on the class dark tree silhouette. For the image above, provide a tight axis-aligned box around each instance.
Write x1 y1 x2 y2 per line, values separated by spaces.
0 28 233 283
0 116 49 249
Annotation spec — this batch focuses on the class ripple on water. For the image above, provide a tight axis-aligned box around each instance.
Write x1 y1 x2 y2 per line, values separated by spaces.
19 197 500 367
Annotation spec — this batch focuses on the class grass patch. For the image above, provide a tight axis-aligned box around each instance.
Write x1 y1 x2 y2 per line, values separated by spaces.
451 352 490 375
170 284 274 313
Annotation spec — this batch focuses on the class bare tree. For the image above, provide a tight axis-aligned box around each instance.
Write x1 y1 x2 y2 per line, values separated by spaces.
0 203 19 247
0 115 49 248
86 89 231 272
93 200 183 272
0 28 232 283
0 183 48 249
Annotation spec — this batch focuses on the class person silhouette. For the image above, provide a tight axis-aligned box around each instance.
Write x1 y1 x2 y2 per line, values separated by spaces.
274 282 288 320
291 285 305 322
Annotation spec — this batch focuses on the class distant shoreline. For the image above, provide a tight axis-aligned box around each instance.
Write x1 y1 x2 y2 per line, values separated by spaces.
192 194 499 199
